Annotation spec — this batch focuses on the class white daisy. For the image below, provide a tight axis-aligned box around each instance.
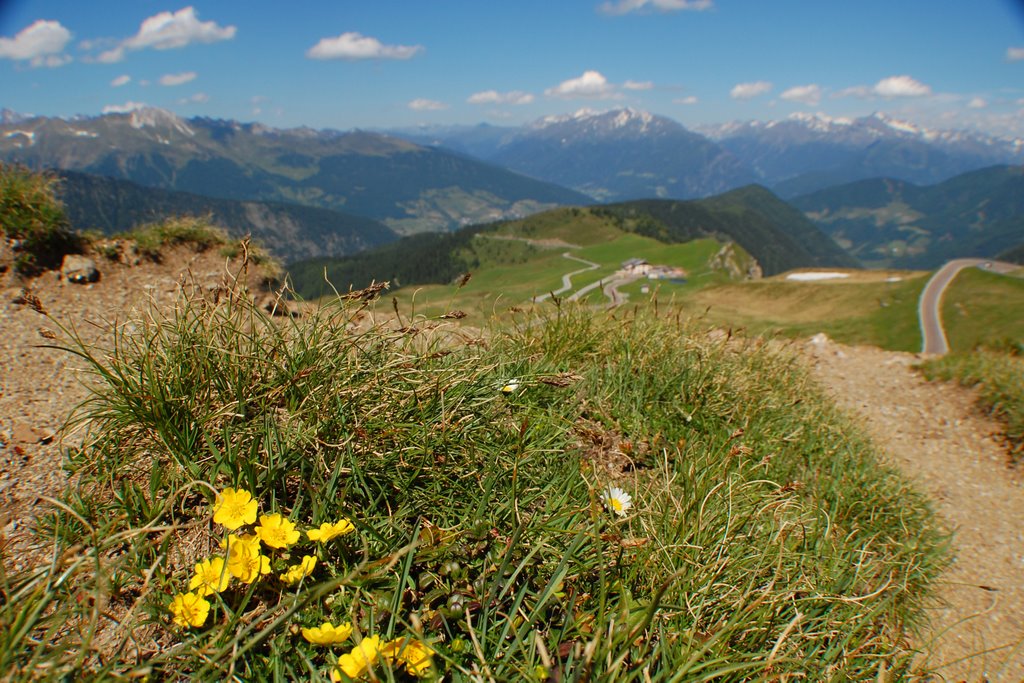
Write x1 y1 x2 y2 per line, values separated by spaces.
602 486 633 517
500 378 520 394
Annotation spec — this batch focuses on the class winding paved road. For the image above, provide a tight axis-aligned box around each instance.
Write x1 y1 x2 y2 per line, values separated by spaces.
918 259 1018 355
533 253 599 303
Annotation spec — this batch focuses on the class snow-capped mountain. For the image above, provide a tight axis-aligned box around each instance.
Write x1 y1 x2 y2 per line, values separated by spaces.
698 112 1024 196
486 108 756 201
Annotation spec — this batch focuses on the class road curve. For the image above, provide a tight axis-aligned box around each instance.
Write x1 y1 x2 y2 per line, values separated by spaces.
918 258 1017 355
533 252 599 303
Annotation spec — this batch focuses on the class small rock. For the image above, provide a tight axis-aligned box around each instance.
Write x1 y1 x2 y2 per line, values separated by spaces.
11 421 51 445
61 255 100 284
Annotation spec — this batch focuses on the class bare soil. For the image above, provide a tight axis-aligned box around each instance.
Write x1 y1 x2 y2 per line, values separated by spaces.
2 250 1022 680
804 334 1024 682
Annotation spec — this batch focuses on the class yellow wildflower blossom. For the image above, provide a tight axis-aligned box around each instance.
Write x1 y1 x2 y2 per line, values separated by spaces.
169 591 210 628
224 533 271 584
306 519 356 542
331 635 381 681
212 487 258 530
189 556 230 596
301 620 353 645
281 555 317 585
382 636 435 678
255 513 301 549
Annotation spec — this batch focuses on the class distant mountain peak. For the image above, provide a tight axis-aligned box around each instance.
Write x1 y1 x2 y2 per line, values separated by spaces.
531 107 659 133
121 107 194 137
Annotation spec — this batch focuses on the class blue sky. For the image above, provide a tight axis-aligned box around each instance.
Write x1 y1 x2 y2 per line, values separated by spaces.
2 1 1023 135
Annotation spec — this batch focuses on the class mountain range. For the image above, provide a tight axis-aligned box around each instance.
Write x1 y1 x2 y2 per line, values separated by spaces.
791 165 1024 268
0 108 588 235
394 109 1023 202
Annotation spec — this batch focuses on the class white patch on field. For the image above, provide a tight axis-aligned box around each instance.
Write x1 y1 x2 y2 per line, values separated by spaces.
785 272 850 281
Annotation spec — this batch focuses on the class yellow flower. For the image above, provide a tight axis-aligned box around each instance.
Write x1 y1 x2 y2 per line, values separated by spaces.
189 556 230 596
223 534 271 584
212 487 258 530
256 513 301 549
306 519 355 542
331 635 381 681
281 555 317 585
301 620 353 645
169 591 210 628
382 637 435 678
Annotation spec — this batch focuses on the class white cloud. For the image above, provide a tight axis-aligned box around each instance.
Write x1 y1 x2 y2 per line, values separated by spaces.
111 74 131 87
780 84 822 106
408 98 448 111
545 70 619 99
623 80 654 91
730 81 772 100
673 95 698 105
967 97 987 109
467 90 534 105
159 71 197 86
1007 47 1024 62
102 101 148 114
0 19 72 67
872 75 931 98
599 0 713 15
179 92 209 105
98 7 236 63
833 85 871 99
307 32 422 60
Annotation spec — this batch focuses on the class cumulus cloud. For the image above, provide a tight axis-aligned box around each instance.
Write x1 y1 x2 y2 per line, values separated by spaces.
1007 47 1024 61
623 80 654 91
307 32 422 60
111 74 131 87
0 19 72 67
872 75 931 98
159 71 197 86
98 7 236 63
545 70 619 99
730 81 772 100
780 84 822 106
408 98 448 111
599 0 713 15
102 101 148 114
467 90 534 105
967 97 987 109
673 95 698 105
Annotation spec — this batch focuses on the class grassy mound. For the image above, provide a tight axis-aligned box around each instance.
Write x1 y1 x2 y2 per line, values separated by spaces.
2 285 945 680
0 163 82 275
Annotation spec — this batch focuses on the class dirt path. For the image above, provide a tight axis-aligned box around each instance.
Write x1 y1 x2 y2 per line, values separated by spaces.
804 335 1024 681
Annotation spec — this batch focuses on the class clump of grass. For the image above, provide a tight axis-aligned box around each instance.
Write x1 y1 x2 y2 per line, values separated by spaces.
920 345 1024 461
124 214 231 260
0 163 83 274
2 282 946 680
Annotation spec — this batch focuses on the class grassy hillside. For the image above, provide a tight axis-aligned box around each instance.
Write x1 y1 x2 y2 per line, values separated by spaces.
5 283 945 679
675 270 929 352
941 267 1024 351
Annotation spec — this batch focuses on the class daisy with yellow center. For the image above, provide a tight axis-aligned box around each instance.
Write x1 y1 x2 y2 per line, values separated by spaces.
382 636 435 678
280 555 317 585
331 635 382 681
306 519 355 543
255 513 300 549
500 378 520 395
212 487 258 530
602 486 633 517
301 620 353 645
169 591 211 628
223 533 272 584
189 556 230 596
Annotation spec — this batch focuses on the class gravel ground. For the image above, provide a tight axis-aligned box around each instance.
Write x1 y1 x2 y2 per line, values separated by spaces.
804 334 1024 682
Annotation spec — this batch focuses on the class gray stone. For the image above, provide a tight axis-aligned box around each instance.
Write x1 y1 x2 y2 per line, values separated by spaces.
61 255 100 284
